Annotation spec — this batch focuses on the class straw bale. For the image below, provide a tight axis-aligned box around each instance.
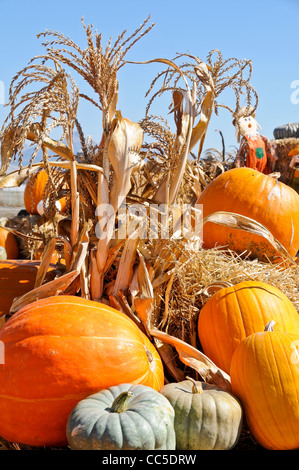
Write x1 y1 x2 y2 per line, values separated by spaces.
157 247 299 346
272 137 299 184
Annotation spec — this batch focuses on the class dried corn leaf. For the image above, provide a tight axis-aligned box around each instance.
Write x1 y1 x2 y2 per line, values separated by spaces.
108 111 144 211
149 328 231 391
90 250 102 301
0 160 103 189
10 270 79 314
154 340 185 382
189 62 215 153
34 238 57 288
0 128 16 175
202 211 295 263
154 86 196 205
26 124 73 161
111 229 140 295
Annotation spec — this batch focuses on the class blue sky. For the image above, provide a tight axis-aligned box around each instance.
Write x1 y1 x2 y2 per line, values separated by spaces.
0 0 298 159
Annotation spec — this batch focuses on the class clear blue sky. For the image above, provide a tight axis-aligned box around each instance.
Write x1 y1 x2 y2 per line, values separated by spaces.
0 0 298 158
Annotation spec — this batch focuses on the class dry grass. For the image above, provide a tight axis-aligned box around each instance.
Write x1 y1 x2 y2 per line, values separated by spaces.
156 246 299 346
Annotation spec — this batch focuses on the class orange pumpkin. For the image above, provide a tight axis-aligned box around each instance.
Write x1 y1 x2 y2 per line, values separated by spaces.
197 281 299 374
57 195 70 213
0 295 164 447
33 248 65 265
0 227 19 259
197 167 299 261
36 195 70 216
24 169 49 214
0 260 55 320
230 322 299 450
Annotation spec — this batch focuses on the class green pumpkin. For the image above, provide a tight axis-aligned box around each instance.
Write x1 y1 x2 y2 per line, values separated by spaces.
160 377 243 450
66 383 176 450
273 122 299 140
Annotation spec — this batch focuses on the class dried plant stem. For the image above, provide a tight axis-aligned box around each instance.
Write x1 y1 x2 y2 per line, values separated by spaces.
70 158 79 248
95 171 111 298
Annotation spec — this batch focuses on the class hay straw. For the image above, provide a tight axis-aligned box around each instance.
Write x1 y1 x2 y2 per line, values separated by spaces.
157 246 299 345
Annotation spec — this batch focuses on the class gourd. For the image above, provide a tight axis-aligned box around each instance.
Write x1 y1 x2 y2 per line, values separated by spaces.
66 383 176 450
0 295 164 447
0 226 19 259
197 280 299 373
24 169 49 214
159 377 242 450
196 167 299 261
230 321 299 450
273 122 299 140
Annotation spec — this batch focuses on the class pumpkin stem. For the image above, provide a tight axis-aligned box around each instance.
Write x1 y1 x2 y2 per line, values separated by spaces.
110 391 134 413
264 320 276 332
186 376 203 394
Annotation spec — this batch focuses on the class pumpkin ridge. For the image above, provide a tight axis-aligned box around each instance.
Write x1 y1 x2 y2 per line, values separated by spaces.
251 334 285 449
0 391 90 403
261 334 291 449
14 297 137 324
204 393 218 450
122 408 155 448
271 333 299 448
231 286 247 347
232 338 269 446
211 300 226 370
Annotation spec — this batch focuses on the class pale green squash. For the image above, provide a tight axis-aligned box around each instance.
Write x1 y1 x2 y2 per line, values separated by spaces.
66 383 176 450
160 377 243 450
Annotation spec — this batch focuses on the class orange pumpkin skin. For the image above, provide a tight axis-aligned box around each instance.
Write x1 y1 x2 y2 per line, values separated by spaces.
198 281 299 374
33 248 65 265
0 260 55 319
0 295 164 447
230 328 299 450
0 227 19 259
197 167 299 261
24 169 49 214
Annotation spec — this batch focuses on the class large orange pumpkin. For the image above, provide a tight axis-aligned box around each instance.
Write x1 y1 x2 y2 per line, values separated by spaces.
0 227 19 259
24 169 49 214
0 260 55 320
0 295 164 447
197 281 299 374
230 322 299 450
197 167 299 261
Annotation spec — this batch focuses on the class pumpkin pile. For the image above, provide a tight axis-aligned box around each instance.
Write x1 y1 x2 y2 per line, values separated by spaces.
0 17 298 451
